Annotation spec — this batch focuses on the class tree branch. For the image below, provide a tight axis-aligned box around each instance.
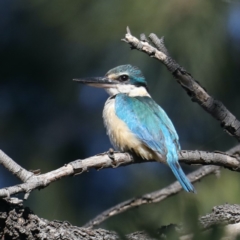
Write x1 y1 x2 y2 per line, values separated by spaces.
178 150 240 171
0 147 240 199
83 165 220 228
122 27 240 141
200 204 240 229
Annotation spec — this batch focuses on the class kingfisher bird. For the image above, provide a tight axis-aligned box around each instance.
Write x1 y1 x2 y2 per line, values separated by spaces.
74 65 195 193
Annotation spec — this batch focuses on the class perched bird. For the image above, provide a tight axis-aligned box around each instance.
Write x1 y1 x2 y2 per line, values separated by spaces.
74 65 195 193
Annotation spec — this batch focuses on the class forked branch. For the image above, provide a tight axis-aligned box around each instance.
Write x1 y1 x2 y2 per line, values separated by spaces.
122 27 240 141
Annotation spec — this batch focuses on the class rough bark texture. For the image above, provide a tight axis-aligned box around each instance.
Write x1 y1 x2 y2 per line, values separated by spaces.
1 199 240 240
0 199 155 240
200 204 240 229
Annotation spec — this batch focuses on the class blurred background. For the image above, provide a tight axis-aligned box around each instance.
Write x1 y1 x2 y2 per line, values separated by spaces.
0 0 240 236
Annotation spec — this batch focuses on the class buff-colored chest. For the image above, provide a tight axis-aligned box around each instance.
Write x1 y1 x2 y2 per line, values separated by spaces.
103 97 159 161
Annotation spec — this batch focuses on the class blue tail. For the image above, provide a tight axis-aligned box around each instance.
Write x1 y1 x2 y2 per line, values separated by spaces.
167 153 196 193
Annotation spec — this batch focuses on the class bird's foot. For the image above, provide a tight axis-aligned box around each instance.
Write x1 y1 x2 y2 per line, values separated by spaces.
107 148 115 160
107 148 120 168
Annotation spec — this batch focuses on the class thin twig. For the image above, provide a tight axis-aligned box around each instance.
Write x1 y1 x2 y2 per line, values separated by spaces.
122 27 240 141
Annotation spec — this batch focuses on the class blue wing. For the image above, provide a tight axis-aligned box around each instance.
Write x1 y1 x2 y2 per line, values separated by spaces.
115 94 195 193
115 94 179 156
138 96 181 151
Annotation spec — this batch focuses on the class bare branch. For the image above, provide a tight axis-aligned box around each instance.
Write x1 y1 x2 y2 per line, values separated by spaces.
0 148 240 199
83 165 219 228
122 28 240 141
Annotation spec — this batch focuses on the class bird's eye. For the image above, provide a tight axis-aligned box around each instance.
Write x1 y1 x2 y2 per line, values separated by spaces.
119 75 129 81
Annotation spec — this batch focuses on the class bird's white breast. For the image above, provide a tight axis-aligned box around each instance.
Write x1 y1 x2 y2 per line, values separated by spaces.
103 97 157 160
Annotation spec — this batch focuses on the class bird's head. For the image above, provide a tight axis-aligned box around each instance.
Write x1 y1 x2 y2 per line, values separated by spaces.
74 65 149 96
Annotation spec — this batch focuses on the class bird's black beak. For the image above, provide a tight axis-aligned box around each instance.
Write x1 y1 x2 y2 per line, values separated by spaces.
73 77 116 88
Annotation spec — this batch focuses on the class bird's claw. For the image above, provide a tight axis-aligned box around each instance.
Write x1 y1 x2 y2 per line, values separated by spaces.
107 148 120 168
107 148 115 160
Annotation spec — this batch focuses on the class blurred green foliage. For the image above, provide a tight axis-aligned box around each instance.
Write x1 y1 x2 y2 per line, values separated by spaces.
0 0 240 238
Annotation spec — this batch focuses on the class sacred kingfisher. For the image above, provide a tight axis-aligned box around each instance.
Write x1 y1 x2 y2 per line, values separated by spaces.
74 65 195 193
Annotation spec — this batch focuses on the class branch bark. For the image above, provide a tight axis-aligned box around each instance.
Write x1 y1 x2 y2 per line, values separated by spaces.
122 27 240 141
